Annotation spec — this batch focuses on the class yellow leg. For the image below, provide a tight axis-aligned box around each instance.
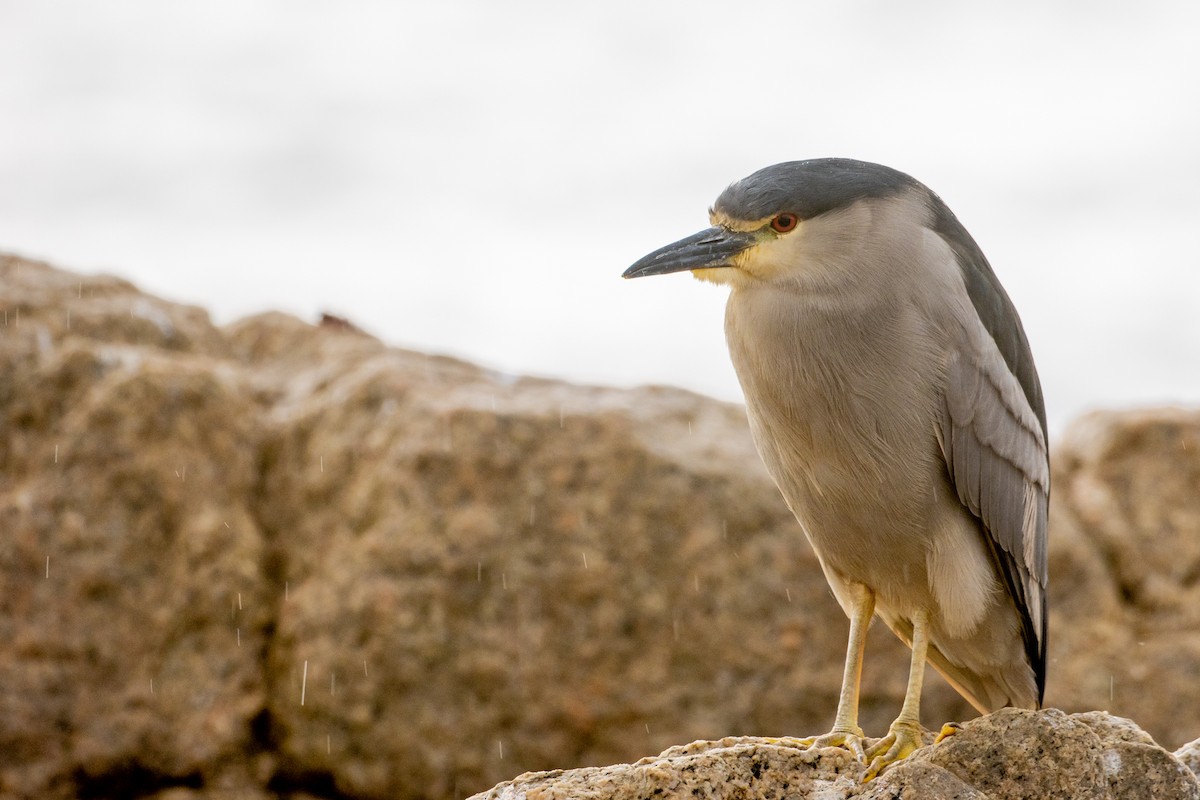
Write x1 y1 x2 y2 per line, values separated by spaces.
797 582 875 761
864 608 930 779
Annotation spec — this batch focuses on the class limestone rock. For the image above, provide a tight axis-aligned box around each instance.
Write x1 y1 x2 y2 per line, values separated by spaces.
1045 407 1200 746
0 256 269 798
471 710 1199 800
1178 736 1200 783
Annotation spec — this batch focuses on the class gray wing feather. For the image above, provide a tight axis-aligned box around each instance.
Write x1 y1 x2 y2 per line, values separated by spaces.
941 344 1049 706
934 202 1048 439
930 198 1050 706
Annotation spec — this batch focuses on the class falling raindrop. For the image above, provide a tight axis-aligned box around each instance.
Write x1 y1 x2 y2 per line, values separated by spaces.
694 574 700 593
320 456 324 473
363 660 369 677
285 582 290 601
44 556 49 579
301 661 309 706
502 572 508 590
150 679 155 695
688 421 693 435
237 592 243 611
224 521 231 529
237 628 241 647
54 445 58 464
785 588 792 602
581 552 589 569
498 740 505 759
645 723 650 734
1110 675 1114 702
327 734 331 754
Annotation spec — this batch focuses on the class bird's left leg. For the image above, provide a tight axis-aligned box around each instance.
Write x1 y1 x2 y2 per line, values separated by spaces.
864 608 930 779
795 581 875 761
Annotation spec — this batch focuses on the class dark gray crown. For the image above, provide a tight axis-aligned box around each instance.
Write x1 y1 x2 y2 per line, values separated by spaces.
713 158 921 221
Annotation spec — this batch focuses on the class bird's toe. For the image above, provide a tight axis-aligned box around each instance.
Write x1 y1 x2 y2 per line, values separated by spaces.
862 720 924 780
934 721 963 744
795 726 869 762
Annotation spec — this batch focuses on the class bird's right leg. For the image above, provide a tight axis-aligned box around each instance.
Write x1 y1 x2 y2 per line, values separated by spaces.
796 581 875 761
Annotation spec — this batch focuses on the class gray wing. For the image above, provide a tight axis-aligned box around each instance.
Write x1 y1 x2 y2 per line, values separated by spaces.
932 201 1050 706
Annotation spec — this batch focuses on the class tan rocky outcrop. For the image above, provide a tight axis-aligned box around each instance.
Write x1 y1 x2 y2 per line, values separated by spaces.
1046 405 1200 737
471 710 1200 800
1 252 1198 799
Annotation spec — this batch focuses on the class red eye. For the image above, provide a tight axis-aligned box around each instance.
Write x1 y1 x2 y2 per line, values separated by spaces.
770 213 798 233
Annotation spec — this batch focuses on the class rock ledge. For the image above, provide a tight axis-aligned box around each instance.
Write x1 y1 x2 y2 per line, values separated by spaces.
474 709 1200 800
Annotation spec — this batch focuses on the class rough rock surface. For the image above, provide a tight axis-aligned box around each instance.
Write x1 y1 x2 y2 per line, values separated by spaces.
1179 737 1200 785
1046 406 1200 737
2 252 1199 799
470 710 1199 800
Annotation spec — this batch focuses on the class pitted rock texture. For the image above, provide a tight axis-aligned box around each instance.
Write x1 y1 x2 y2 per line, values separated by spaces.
471 710 1200 800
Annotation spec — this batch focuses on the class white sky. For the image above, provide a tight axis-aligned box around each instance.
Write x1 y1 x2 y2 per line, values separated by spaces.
2 2 1198 435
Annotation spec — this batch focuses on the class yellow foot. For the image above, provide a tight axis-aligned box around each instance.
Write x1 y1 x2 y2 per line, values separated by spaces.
934 721 962 744
794 726 868 762
863 720 924 780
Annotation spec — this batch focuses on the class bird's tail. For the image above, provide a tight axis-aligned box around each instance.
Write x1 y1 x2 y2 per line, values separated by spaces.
925 643 1040 713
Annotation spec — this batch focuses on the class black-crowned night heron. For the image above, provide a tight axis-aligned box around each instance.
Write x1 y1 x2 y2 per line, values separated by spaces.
623 158 1048 778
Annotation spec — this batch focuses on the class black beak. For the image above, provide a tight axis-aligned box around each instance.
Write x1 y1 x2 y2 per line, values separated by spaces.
623 226 757 279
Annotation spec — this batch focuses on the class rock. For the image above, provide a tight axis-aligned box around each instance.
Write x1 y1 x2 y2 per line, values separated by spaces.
1178 736 1200 783
886 708 1200 800
0 256 270 798
234 313 892 799
470 710 1199 800
1046 407 1200 747
2 252 1200 799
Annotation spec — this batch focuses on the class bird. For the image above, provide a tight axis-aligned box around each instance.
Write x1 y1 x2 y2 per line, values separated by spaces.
623 158 1048 778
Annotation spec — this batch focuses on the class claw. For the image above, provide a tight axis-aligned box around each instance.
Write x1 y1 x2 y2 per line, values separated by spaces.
862 721 923 780
795 726 868 762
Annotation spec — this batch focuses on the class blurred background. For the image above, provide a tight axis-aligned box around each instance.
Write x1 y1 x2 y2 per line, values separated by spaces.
2 1 1198 433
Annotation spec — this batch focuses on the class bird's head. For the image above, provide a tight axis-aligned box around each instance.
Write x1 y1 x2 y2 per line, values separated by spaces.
623 158 922 289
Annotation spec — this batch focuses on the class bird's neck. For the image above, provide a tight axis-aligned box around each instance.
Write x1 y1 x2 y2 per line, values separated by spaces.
724 283 938 483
